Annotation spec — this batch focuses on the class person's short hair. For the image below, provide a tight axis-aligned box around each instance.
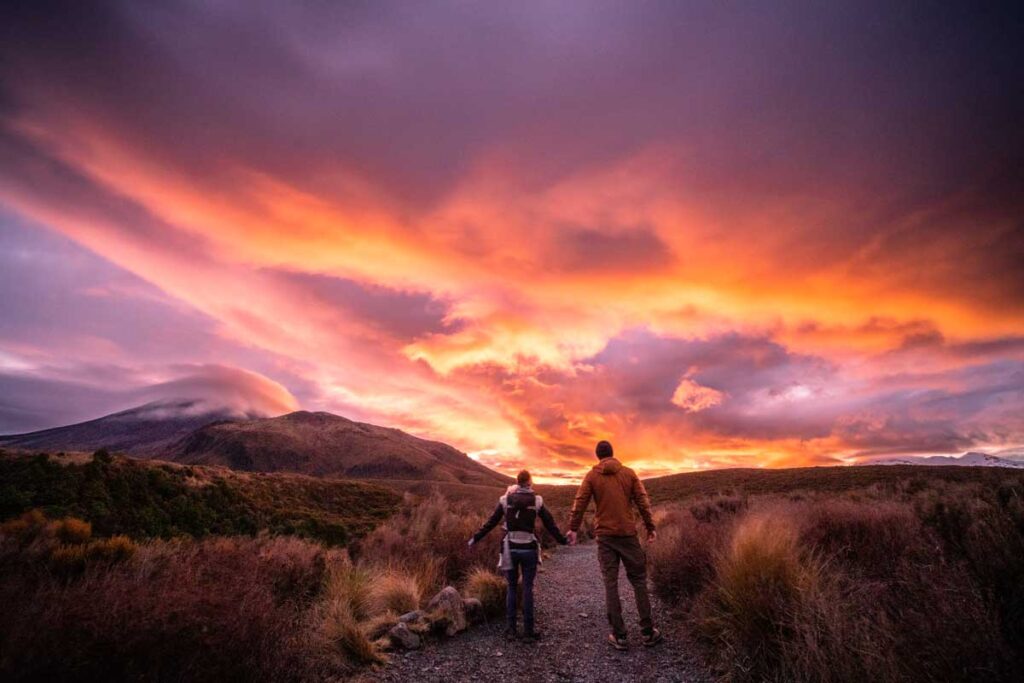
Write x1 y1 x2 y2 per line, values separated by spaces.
595 440 614 459
517 469 531 486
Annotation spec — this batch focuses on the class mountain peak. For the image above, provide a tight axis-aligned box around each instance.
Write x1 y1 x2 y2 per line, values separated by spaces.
170 411 511 485
1 401 511 486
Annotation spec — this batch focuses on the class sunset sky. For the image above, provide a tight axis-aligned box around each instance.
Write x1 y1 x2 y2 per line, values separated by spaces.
1 2 1022 480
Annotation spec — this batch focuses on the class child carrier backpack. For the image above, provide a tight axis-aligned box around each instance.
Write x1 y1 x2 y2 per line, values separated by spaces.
503 490 539 551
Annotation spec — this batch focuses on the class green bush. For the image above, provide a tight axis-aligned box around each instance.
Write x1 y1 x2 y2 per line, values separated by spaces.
0 453 399 546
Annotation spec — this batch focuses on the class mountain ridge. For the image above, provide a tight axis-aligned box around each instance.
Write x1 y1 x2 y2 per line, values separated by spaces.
169 409 512 486
0 399 247 456
0 401 511 487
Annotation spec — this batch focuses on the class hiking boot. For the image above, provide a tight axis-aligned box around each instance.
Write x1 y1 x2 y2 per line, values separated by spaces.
522 630 543 643
608 633 628 651
642 628 664 647
504 627 519 642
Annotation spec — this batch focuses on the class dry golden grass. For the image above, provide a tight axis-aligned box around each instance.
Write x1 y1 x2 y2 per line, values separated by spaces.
699 512 819 679
463 567 506 617
355 494 502 591
361 611 400 640
365 569 421 616
651 479 1024 682
323 562 372 621
314 596 386 666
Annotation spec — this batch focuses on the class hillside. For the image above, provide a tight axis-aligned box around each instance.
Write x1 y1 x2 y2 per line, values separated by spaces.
0 449 400 546
639 463 1024 506
170 410 512 486
525 463 1024 512
0 400 245 457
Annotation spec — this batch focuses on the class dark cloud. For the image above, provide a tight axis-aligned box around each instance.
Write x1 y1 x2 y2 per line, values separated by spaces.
273 271 461 341
3 1 1021 209
547 227 673 274
0 372 127 433
0 211 218 359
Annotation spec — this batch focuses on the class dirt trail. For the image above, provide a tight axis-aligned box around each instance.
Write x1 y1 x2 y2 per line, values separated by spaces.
362 544 711 683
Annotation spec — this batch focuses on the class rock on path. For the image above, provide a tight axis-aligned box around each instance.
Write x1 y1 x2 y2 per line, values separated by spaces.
358 544 710 682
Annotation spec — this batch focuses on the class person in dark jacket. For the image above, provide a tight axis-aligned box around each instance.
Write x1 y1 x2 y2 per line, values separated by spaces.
469 469 569 642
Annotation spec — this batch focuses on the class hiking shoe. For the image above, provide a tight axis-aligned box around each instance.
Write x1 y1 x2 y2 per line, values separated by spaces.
608 633 629 651
505 627 519 641
642 628 664 647
522 630 543 643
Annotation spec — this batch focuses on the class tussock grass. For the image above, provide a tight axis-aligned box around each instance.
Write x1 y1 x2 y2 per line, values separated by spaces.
651 478 1024 682
354 494 501 591
366 569 421 616
315 595 386 666
463 567 506 617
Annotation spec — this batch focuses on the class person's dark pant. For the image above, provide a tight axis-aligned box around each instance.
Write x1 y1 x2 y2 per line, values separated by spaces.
506 548 539 633
597 534 654 637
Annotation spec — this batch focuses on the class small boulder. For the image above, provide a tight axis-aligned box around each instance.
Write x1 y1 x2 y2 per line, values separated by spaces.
427 586 467 636
463 597 485 624
388 622 421 650
399 610 423 624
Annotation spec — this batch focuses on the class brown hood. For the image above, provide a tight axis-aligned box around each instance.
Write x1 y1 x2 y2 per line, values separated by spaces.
594 457 623 475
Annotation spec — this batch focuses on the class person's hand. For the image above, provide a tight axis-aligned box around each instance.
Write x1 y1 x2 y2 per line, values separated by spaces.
467 537 476 548
646 529 657 542
566 531 577 546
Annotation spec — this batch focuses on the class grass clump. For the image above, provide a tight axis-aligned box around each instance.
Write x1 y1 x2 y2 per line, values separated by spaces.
354 494 501 591
366 569 421 616
463 567 506 617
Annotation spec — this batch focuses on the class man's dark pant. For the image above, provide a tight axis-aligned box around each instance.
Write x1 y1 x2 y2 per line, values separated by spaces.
597 534 654 637
506 548 539 633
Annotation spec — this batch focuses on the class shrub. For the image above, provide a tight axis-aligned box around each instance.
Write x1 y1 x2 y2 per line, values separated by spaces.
797 500 919 578
355 494 500 590
0 534 358 681
697 511 816 680
53 517 92 544
365 570 421 616
0 453 399 546
463 567 506 617
0 509 47 545
314 594 385 665
650 484 1024 682
48 544 90 573
648 506 727 604
84 535 137 563
323 561 372 621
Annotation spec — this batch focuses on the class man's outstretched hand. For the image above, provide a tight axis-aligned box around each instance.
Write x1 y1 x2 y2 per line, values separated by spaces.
566 531 577 546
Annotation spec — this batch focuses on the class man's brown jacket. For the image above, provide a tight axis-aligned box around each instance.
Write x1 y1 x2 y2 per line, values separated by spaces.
568 457 655 537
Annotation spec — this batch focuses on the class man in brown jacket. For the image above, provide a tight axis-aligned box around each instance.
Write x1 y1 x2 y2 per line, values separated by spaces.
567 440 663 649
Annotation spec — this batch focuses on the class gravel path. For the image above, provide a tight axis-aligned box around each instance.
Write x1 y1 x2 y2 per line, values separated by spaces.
360 544 711 683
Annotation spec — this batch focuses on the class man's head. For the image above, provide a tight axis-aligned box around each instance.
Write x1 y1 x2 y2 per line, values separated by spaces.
517 469 532 486
595 440 614 459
